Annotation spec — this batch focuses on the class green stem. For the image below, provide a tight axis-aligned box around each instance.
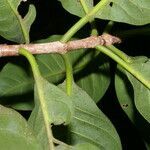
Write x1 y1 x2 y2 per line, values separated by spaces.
96 46 150 89
103 21 114 33
60 0 108 95
61 54 73 96
79 0 98 36
60 34 74 96
61 0 109 42
74 0 150 90
19 48 55 150
106 45 132 63
18 48 41 77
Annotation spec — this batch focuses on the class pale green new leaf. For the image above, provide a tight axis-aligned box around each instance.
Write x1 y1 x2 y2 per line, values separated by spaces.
0 104 42 150
58 82 122 150
59 0 150 25
0 0 36 43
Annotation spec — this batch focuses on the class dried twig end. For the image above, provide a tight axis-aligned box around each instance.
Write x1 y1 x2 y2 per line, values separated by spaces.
102 34 121 46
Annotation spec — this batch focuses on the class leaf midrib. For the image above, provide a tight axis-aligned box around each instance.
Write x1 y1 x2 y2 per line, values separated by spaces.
6 0 28 43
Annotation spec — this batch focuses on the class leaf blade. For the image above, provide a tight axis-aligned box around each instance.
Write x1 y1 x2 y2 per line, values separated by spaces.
97 0 150 25
0 104 42 150
126 58 150 123
115 58 150 148
0 0 36 43
0 63 33 97
56 143 100 150
0 35 110 110
59 0 150 25
59 82 122 150
59 0 93 17
28 77 73 150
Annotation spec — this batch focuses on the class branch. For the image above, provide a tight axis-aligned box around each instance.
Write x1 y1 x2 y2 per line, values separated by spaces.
0 34 121 57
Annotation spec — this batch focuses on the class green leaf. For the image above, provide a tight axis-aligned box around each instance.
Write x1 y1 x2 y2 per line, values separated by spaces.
28 77 73 149
10 99 34 111
56 143 100 150
115 65 135 122
0 63 34 110
0 35 110 108
35 35 110 103
115 58 150 148
35 77 73 125
0 104 42 150
37 48 110 103
0 0 36 43
75 54 110 102
70 143 100 150
59 0 150 25
58 82 122 150
0 63 33 97
115 56 149 122
97 0 150 25
126 58 150 123
58 0 93 17
144 142 150 150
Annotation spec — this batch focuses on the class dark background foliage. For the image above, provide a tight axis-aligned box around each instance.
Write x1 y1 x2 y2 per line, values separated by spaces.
0 0 149 149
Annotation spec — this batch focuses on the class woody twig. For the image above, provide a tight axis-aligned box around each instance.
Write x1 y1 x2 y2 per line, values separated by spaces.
0 34 121 57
